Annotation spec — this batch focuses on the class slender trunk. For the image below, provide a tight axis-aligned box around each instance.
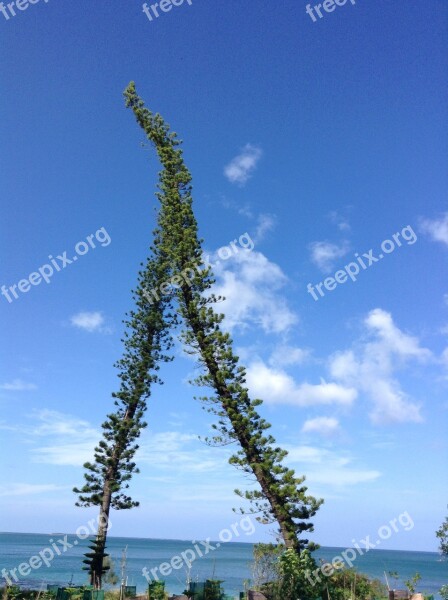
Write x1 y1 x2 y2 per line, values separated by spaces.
89 401 144 587
91 485 112 588
87 311 161 586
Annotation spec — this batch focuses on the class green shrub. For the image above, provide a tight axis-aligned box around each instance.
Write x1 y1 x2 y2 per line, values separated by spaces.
147 581 166 600
0 589 58 600
252 548 321 600
325 566 387 600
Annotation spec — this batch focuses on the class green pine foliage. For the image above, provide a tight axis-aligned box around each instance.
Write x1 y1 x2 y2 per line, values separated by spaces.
124 81 323 553
147 581 167 600
73 246 174 584
436 508 448 557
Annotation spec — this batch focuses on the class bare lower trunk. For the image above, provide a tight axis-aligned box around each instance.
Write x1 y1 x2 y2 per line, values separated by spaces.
90 484 112 588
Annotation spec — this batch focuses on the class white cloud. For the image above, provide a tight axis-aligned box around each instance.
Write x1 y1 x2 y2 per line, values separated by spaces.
138 431 223 474
268 345 309 368
314 468 380 487
441 347 448 368
421 213 448 245
28 410 222 475
32 409 98 437
328 211 351 232
246 359 357 407
309 240 350 273
0 483 67 497
254 213 276 243
329 309 430 425
301 417 340 437
31 410 100 467
213 250 298 334
285 445 380 487
365 309 431 360
70 311 106 333
224 144 262 185
33 441 99 467
0 379 37 391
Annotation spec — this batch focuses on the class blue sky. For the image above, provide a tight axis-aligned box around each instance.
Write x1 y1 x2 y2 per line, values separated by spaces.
0 0 447 552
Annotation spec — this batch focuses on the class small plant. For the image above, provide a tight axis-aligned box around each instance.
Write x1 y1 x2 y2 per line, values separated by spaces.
439 585 448 600
4 587 22 600
204 580 225 600
251 543 283 591
102 558 118 588
147 581 166 600
104 593 120 600
326 567 387 600
404 573 421 595
388 571 400 586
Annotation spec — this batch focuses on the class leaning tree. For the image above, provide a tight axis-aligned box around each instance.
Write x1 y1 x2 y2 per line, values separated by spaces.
73 248 174 587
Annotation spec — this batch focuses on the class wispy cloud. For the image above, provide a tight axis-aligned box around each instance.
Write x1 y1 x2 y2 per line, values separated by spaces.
309 240 350 273
328 210 351 232
268 345 310 368
137 431 244 503
224 144 262 185
421 213 448 246
0 379 37 391
301 417 341 437
138 431 223 473
285 445 381 487
254 213 276 243
330 309 431 425
28 411 223 476
70 311 108 333
30 410 100 467
0 483 68 497
32 409 98 437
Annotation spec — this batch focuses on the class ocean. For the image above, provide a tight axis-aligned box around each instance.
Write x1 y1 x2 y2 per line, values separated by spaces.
0 533 445 598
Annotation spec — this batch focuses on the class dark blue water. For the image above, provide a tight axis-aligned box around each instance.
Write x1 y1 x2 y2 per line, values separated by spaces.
0 533 445 598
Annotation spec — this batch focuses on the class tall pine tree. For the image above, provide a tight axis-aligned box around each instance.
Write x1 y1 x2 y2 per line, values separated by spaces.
74 249 174 586
124 82 323 553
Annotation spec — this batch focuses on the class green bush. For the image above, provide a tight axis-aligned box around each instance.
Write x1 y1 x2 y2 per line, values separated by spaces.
275 549 320 600
147 581 166 600
1 588 58 600
324 566 388 600
249 544 388 600
253 548 321 600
